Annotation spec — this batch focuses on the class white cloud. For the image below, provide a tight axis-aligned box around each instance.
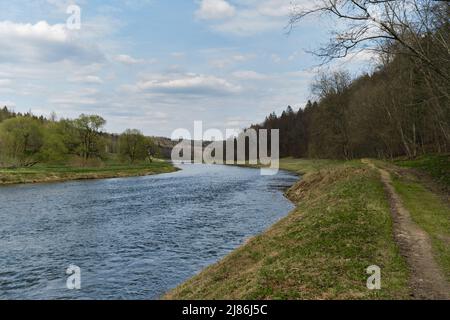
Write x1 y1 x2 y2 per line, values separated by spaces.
212 10 281 36
288 50 305 61
114 54 144 65
257 0 297 17
195 0 236 20
197 0 316 36
134 73 242 96
223 116 251 127
271 54 281 63
171 52 185 58
0 20 103 63
49 87 101 107
69 75 103 84
209 54 254 69
0 101 16 108
197 0 294 36
153 111 169 120
232 70 268 80
340 50 378 64
46 0 76 12
0 79 12 86
329 50 379 72
0 20 67 41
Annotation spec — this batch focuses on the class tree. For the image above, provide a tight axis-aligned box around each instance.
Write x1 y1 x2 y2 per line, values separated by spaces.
38 122 69 163
119 129 153 164
287 0 449 158
310 70 353 158
72 114 106 161
0 117 43 167
0 106 14 123
290 0 449 81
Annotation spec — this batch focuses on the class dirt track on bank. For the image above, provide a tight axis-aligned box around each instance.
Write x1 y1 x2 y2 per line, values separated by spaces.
363 159 450 299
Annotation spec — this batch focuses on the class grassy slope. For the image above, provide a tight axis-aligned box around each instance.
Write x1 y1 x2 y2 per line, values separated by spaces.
0 160 177 185
395 154 450 190
165 159 410 300
389 156 450 283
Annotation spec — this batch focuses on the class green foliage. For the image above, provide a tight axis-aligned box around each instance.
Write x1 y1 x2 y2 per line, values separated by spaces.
0 117 44 166
119 129 155 164
0 161 177 185
0 111 162 169
38 127 68 163
393 176 450 282
0 106 15 123
72 114 106 161
395 154 450 189
73 114 106 132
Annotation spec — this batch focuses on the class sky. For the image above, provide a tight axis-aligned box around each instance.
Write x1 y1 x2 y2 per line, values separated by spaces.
0 0 375 137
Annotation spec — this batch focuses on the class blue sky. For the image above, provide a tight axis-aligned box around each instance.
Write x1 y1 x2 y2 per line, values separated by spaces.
0 0 374 136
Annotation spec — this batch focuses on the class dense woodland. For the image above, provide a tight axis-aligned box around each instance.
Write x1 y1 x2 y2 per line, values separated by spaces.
0 108 161 168
252 0 449 160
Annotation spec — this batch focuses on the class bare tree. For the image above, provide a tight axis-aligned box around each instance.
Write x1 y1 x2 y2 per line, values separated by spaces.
290 0 450 81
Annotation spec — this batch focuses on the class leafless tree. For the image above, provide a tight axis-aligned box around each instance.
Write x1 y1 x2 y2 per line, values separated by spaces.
290 0 450 81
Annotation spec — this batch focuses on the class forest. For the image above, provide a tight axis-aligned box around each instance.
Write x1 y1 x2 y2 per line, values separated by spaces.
252 0 449 160
0 107 160 168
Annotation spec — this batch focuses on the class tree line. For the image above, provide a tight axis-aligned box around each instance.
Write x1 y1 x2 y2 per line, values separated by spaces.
251 0 449 160
0 107 159 168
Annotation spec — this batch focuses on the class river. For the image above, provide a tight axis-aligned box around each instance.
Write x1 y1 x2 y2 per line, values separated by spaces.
0 164 297 300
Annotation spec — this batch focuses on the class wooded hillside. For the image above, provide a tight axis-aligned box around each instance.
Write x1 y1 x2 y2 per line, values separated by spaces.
252 1 449 160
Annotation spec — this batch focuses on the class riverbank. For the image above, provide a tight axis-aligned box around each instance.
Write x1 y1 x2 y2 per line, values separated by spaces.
165 157 450 300
0 160 178 185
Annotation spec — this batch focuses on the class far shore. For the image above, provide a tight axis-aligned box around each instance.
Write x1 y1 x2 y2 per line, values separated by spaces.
0 160 179 186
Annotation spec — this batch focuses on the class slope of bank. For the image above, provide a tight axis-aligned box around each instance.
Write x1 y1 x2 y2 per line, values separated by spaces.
164 159 412 299
0 160 177 185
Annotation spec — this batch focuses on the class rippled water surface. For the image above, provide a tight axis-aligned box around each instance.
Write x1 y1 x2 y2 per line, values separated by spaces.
0 164 297 299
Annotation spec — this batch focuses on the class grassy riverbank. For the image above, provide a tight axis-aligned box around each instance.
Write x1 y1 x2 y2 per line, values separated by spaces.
165 157 450 300
395 154 450 191
0 160 177 185
165 158 412 299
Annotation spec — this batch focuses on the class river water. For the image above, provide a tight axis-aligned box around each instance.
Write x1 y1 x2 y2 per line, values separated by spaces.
0 164 297 300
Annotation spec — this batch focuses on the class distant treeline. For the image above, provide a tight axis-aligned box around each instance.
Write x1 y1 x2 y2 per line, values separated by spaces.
0 107 167 168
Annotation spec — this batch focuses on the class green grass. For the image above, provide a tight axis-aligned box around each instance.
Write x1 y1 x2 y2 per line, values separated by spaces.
392 176 450 282
234 158 342 175
277 157 343 175
0 160 177 185
165 159 410 300
395 154 450 189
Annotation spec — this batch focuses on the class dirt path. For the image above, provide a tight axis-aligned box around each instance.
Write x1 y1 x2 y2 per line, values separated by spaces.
363 159 450 300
